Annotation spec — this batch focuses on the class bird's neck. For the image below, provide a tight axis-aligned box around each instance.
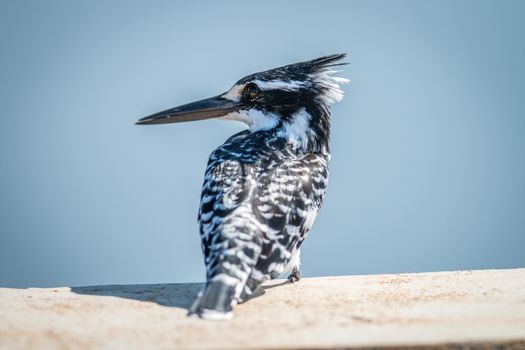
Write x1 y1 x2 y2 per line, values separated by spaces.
252 107 331 155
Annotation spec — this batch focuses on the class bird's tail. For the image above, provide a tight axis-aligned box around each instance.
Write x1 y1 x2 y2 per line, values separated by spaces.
188 279 238 320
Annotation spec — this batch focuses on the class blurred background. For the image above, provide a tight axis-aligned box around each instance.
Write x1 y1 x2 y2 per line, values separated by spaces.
1 1 524 288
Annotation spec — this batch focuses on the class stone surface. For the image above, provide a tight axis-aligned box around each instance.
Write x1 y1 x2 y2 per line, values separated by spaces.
1 268 525 349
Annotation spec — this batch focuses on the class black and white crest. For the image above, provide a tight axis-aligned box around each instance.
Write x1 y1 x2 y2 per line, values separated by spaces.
137 54 348 320
220 54 349 154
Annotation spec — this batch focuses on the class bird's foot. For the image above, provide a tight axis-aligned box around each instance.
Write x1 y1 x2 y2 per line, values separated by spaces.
287 267 301 283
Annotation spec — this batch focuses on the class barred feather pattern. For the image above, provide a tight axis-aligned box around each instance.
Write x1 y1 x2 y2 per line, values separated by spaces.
186 54 348 319
192 128 328 317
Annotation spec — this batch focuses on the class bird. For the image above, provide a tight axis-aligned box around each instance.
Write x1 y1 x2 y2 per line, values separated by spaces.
136 54 348 320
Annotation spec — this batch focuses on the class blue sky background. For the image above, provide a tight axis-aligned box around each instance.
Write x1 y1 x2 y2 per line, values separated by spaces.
1 0 524 288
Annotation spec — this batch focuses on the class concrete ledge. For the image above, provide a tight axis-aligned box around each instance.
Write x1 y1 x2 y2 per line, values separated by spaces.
1 268 525 349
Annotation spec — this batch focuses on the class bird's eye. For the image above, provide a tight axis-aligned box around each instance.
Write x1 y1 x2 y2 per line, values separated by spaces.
245 83 260 101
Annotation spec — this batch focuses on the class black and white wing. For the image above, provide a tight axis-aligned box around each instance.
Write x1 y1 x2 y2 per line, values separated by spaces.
198 156 259 278
190 146 263 318
191 138 328 317
250 153 329 279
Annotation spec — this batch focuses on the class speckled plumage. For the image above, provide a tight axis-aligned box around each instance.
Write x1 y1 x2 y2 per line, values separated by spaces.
197 129 329 307
190 55 347 319
138 54 348 320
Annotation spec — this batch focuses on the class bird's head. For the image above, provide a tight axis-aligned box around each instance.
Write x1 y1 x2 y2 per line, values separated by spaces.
137 54 348 153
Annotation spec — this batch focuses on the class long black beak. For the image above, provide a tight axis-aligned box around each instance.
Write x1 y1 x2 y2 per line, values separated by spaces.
136 95 242 125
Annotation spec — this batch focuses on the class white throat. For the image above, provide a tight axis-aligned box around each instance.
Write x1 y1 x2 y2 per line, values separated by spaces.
220 109 279 132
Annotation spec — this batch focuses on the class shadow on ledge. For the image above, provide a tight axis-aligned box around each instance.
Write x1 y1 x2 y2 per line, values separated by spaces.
72 282 204 310
71 280 288 311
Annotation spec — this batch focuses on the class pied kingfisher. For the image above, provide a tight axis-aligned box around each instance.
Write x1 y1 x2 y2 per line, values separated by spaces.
137 54 348 320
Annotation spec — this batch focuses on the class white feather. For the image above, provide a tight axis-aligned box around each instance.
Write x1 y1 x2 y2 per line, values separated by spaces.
221 84 243 102
311 69 350 104
253 79 307 91
277 108 312 149
221 109 279 132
